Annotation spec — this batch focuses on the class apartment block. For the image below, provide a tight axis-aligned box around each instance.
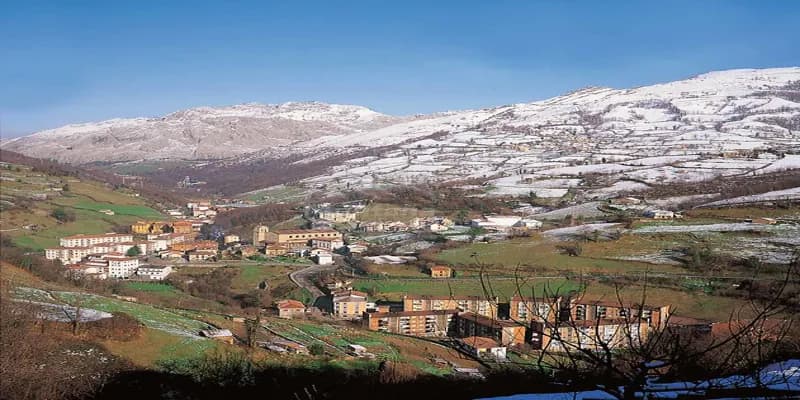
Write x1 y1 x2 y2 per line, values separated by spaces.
362 309 457 337
509 296 561 323
454 312 526 345
402 295 499 319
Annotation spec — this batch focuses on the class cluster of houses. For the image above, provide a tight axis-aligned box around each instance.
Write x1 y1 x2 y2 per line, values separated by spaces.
313 289 674 361
45 233 174 280
43 211 231 279
608 197 684 220
252 225 347 265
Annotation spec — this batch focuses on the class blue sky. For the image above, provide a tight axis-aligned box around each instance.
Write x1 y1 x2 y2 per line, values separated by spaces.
1 1 798 137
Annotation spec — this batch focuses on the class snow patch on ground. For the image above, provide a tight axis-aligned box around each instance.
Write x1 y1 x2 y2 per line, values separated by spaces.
700 187 800 207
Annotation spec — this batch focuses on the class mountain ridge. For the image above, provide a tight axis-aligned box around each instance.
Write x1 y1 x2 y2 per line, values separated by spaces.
2 68 799 197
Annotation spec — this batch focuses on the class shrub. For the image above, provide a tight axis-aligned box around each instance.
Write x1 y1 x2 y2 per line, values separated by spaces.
309 343 325 356
50 207 76 223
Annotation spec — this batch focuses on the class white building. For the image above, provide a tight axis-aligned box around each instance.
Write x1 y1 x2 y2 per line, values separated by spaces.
428 223 449 232
45 240 144 264
311 238 345 251
346 244 368 254
223 234 240 244
471 215 522 231
314 251 334 265
317 209 358 223
137 265 173 280
67 257 109 280
643 210 675 219
460 336 507 361
104 254 139 278
58 233 133 248
514 218 543 229
146 237 170 252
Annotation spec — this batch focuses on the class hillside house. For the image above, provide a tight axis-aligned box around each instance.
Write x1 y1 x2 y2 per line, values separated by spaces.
459 336 507 361
429 265 453 278
346 243 368 254
137 265 172 280
311 237 345 251
316 208 358 223
264 244 290 256
276 299 306 319
643 210 677 219
314 251 334 265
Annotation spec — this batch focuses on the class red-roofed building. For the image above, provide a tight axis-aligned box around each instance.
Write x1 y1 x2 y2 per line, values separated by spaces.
276 299 306 319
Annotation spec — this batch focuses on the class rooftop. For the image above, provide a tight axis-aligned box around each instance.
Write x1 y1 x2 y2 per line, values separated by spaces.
366 309 459 318
276 299 306 309
61 233 132 240
457 312 522 329
461 336 501 349
274 229 340 235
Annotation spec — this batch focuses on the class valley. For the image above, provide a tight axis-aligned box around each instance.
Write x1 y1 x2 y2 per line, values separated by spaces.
1 67 799 399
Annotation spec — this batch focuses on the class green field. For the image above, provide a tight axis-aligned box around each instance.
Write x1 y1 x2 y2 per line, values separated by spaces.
436 238 685 274
102 328 223 367
53 291 211 337
232 264 296 292
1 164 164 250
243 185 307 203
70 200 163 219
358 202 436 223
123 281 180 295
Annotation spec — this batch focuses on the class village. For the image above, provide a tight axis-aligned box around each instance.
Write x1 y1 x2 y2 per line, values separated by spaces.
35 193 795 371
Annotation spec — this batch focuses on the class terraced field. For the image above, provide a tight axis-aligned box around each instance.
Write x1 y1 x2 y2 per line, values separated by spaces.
51 291 210 337
0 163 164 250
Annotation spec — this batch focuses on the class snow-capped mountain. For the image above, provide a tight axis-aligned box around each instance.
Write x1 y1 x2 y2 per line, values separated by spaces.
247 68 795 199
3 68 800 199
1 102 401 163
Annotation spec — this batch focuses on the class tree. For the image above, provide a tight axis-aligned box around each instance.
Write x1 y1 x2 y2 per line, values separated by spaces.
557 242 582 257
50 207 75 223
528 191 539 206
126 245 142 257
245 314 261 349
309 343 325 356
455 209 469 225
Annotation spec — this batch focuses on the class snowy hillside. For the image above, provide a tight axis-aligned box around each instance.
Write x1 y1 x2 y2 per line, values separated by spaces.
3 68 799 199
1 102 400 163
287 68 800 197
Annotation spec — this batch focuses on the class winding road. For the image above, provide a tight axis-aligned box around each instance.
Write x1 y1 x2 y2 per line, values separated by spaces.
289 262 339 304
